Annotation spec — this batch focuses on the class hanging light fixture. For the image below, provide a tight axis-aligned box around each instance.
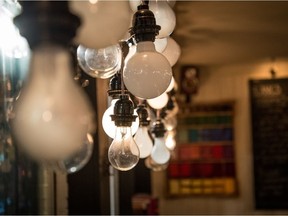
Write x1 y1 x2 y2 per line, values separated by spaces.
134 103 153 158
11 1 95 162
123 1 172 99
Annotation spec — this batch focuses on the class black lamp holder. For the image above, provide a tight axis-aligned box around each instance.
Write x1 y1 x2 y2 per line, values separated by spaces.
111 94 137 127
13 1 80 50
151 119 166 138
129 1 161 43
136 104 150 126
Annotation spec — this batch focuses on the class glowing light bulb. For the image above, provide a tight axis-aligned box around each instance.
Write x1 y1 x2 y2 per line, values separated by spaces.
165 130 176 150
12 44 95 161
102 99 139 139
151 136 170 164
70 1 132 49
145 156 168 171
77 44 121 79
147 92 169 110
123 41 172 99
166 76 175 92
164 116 177 131
108 126 140 171
162 37 181 67
134 126 153 158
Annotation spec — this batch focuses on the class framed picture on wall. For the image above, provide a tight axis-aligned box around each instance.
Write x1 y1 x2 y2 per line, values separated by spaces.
179 65 199 103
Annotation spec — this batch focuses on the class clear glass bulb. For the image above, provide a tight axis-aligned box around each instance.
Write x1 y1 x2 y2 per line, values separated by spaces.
108 126 140 171
123 41 172 99
70 1 132 49
102 99 139 139
54 133 94 174
147 92 169 110
162 37 181 67
151 137 170 164
12 44 95 161
134 126 153 158
77 44 121 79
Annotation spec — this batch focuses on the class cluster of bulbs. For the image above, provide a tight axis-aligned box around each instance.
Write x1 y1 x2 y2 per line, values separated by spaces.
7 0 181 173
75 0 180 171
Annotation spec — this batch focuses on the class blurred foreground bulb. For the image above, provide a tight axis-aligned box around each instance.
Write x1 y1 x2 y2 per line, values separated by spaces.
134 105 153 158
108 95 140 171
12 45 95 161
150 119 170 164
54 133 94 174
124 3 172 99
77 44 122 79
70 1 132 49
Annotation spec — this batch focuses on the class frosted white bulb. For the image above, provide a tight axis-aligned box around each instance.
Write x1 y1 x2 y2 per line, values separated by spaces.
77 44 121 79
108 126 140 171
12 45 95 161
151 137 170 164
161 37 181 67
134 126 153 158
54 133 94 174
70 1 132 49
150 1 176 38
102 99 139 139
165 130 176 150
123 41 172 99
147 92 169 110
166 76 175 92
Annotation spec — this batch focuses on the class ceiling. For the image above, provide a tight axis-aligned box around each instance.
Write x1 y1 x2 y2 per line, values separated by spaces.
173 1 288 66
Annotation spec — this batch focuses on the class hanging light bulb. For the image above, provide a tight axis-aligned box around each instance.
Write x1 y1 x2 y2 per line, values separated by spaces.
123 2 172 99
162 37 181 67
70 1 132 49
12 1 95 161
128 0 176 38
150 118 170 164
134 104 153 158
147 92 169 110
165 130 176 150
12 45 95 161
52 133 94 174
76 43 122 79
145 156 168 171
108 94 140 171
166 76 175 93
102 73 139 138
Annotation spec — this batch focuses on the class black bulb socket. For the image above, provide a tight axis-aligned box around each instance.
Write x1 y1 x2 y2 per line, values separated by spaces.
151 119 166 138
111 95 137 127
14 1 80 50
136 104 150 126
130 3 161 43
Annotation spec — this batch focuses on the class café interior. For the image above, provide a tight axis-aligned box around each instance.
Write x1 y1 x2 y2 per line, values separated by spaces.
1 0 288 215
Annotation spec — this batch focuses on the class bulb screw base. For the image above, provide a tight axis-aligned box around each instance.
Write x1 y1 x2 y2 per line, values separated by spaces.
151 119 166 137
111 95 137 127
107 73 128 99
130 2 161 43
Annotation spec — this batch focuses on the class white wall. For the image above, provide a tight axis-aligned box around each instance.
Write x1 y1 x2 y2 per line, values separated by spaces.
152 58 288 215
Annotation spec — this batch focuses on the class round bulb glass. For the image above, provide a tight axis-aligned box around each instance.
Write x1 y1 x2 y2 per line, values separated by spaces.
108 126 140 171
166 76 175 92
134 126 153 158
77 44 121 79
12 45 95 161
123 41 172 99
147 92 169 110
162 37 181 67
53 133 94 174
102 99 139 139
